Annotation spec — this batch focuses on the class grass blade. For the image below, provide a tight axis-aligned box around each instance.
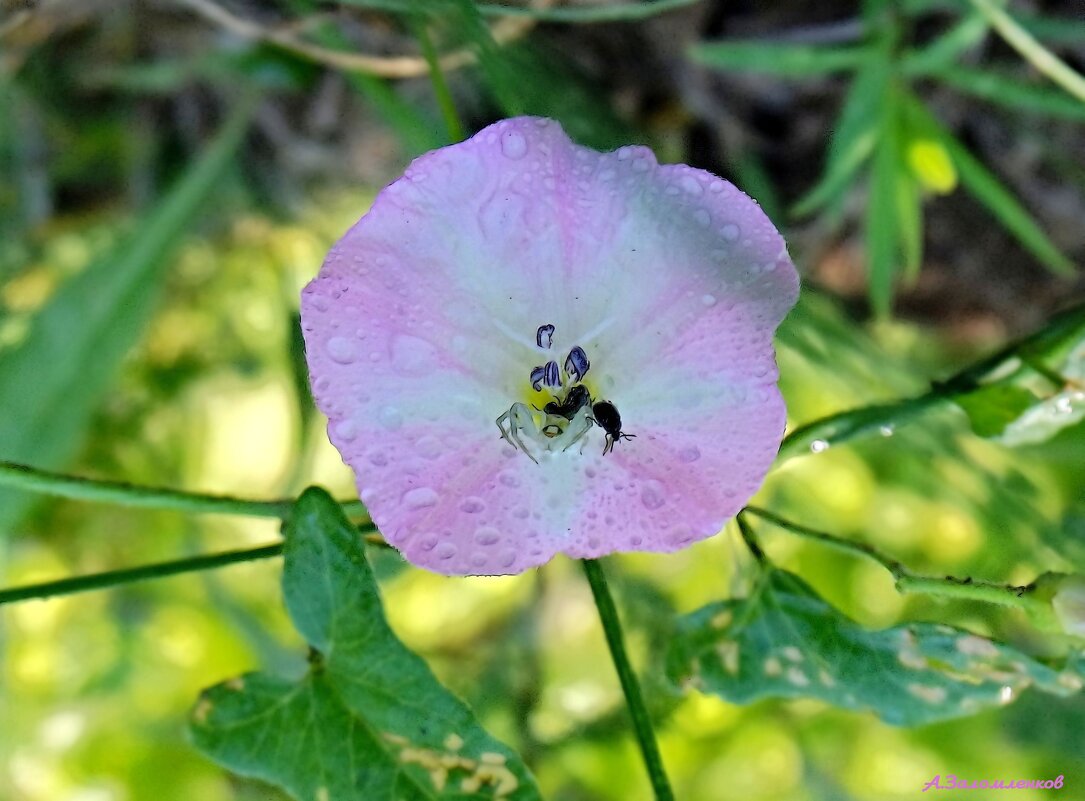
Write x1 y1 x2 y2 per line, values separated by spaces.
866 91 901 315
690 41 871 77
792 53 889 217
930 65 1085 121
903 94 1075 276
901 12 988 76
0 97 257 534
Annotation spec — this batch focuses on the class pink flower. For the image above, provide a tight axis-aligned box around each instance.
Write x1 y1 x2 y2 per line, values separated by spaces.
301 117 799 576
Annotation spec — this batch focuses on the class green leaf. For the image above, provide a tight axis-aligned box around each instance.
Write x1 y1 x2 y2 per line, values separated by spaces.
901 13 988 76
667 570 1085 727
190 488 542 801
930 65 1085 121
0 98 256 534
690 41 871 77
866 88 901 315
895 153 924 281
902 94 1076 276
952 384 1038 437
791 54 888 217
999 337 1085 446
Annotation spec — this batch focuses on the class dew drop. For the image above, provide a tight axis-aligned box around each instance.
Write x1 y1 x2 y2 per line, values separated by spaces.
640 480 666 511
326 336 357 364
499 550 517 568
682 175 704 196
498 471 521 488
403 487 439 509
415 435 442 459
470 553 488 568
334 419 358 442
701 294 717 307
678 446 701 463
366 449 388 467
694 209 711 227
379 406 403 430
474 526 500 545
501 132 528 159
460 497 486 514
720 223 740 241
311 295 329 312
810 439 830 453
418 534 438 551
435 542 458 560
391 335 438 376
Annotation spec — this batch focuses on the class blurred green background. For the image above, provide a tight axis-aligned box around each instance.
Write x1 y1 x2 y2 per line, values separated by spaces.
2 0 1085 799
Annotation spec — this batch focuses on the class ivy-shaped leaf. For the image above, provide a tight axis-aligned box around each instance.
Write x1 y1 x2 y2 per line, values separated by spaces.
189 487 542 801
666 570 1085 727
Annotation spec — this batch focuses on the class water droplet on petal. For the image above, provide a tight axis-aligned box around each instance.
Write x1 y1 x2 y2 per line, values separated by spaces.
498 471 520 488
810 439 830 453
501 132 528 159
391 335 438 376
701 294 717 307
418 534 438 551
435 542 457 559
403 487 439 509
721 223 740 241
682 175 704 195
379 406 403 430
415 435 442 459
460 497 486 514
678 446 701 463
474 526 500 545
326 336 357 364
334 419 358 442
640 480 665 511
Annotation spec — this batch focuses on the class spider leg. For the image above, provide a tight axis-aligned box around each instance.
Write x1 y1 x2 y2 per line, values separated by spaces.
508 403 540 464
561 415 593 452
495 408 514 445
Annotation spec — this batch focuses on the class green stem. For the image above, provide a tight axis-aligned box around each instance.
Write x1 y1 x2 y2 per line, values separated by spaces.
743 506 1046 616
580 558 675 801
0 460 367 520
0 543 284 606
777 303 1085 463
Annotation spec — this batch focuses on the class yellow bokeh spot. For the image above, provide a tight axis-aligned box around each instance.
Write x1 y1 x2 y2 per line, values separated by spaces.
907 138 958 195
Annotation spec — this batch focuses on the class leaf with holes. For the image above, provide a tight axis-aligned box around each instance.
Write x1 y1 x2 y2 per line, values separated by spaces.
666 570 1085 726
189 488 541 801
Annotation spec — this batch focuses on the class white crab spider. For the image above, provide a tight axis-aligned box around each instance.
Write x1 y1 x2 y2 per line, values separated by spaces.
496 402 542 464
496 402 594 463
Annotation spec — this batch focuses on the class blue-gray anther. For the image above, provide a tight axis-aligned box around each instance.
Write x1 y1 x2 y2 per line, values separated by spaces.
531 360 561 391
565 346 590 383
536 323 555 349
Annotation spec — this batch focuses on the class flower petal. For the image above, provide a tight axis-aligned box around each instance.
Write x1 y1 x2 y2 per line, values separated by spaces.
301 117 798 575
